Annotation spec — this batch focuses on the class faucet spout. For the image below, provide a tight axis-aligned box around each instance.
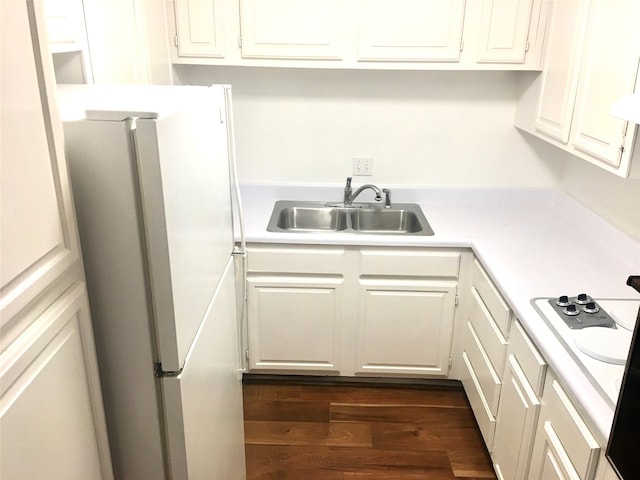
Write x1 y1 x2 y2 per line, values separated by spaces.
344 183 383 206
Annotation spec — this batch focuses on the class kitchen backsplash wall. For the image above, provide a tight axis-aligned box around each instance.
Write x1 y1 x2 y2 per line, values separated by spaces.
174 65 639 240
174 66 563 186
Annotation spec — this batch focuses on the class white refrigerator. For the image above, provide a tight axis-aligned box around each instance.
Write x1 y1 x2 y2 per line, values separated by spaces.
57 84 246 480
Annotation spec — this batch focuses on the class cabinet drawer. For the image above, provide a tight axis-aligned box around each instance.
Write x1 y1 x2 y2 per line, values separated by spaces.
461 351 496 450
509 321 546 397
359 249 460 277
541 379 600 480
468 287 508 376
472 260 511 337
463 321 501 416
248 245 346 274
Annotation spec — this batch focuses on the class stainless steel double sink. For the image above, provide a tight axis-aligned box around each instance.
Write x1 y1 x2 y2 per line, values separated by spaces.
267 200 434 236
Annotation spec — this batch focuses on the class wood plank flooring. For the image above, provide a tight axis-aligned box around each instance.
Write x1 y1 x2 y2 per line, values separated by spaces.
243 381 497 479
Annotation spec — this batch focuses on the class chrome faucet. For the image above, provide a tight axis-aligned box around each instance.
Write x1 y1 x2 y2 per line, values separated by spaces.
343 176 383 206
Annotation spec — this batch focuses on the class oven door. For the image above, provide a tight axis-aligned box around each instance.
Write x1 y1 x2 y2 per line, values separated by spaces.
606 276 640 479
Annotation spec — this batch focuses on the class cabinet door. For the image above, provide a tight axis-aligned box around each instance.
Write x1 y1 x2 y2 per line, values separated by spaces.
1 3 112 478
355 279 456 376
247 275 344 372
569 0 640 173
2 0 82 345
173 0 229 58
357 0 465 62
1 284 109 480
476 0 534 64
529 378 600 480
239 0 346 59
533 0 589 143
492 355 541 480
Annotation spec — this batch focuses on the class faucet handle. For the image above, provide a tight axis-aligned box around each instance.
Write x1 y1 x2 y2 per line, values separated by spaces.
382 188 392 208
345 176 352 187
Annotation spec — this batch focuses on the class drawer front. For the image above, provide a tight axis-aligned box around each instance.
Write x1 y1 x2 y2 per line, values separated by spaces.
472 260 511 337
463 321 501 416
248 245 346 274
509 321 547 397
544 379 600 480
359 249 460 277
468 287 508 376
461 351 496 451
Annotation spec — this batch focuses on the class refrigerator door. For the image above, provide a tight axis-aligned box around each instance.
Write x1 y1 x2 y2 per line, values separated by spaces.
161 258 246 480
134 86 234 372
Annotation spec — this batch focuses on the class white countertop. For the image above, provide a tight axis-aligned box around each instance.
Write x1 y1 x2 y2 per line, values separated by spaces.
237 183 640 443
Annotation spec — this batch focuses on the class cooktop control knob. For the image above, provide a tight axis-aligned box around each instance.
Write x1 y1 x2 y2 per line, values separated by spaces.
556 295 571 307
576 293 590 304
564 304 580 316
583 302 600 314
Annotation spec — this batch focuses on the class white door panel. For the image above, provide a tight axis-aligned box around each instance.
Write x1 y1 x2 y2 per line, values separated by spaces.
357 0 466 62
161 259 246 480
0 283 109 479
0 0 80 328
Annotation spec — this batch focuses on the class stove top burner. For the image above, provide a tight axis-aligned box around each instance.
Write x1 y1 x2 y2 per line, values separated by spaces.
548 294 616 329
574 327 632 365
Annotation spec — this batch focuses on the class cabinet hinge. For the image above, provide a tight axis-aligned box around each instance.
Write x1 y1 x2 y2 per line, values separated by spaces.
238 35 242 48
448 356 453 368
245 348 250 362
525 39 530 52
460 39 464 52
455 294 459 306
174 34 178 48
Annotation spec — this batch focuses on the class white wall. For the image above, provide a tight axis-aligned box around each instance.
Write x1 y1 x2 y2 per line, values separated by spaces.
175 66 563 186
560 149 640 239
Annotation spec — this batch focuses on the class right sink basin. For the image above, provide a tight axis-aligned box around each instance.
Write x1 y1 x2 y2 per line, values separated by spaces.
349 207 427 234
267 201 434 236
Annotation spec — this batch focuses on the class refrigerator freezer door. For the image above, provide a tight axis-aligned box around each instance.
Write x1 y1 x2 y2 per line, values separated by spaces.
134 86 234 372
161 258 246 480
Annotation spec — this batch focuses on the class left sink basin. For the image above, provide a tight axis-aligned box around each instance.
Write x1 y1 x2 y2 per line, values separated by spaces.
274 203 348 232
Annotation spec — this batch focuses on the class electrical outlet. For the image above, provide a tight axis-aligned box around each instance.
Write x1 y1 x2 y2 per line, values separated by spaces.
352 156 373 176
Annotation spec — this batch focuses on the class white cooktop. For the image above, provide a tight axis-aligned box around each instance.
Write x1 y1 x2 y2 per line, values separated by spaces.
533 298 639 407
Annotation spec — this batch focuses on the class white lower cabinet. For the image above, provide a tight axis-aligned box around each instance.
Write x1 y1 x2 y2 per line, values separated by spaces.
528 373 600 480
355 278 457 376
246 245 346 373
246 244 460 377
491 322 546 480
247 275 344 372
460 260 511 450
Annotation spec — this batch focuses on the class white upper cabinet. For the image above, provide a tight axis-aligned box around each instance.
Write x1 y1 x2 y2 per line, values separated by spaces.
516 0 640 177
43 0 93 83
357 0 465 62
532 0 589 143
43 0 88 53
168 0 549 69
240 0 347 59
569 0 640 173
173 0 232 58
476 0 534 63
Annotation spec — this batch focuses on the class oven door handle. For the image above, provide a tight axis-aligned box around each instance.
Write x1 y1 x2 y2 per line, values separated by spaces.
627 276 640 294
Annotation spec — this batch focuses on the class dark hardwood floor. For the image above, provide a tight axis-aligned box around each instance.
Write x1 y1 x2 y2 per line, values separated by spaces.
243 380 497 479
